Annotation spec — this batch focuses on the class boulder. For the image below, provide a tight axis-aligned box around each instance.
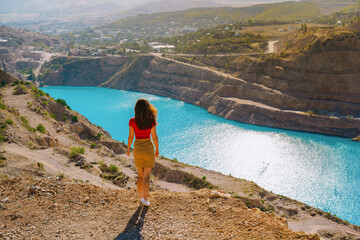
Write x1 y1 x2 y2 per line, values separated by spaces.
69 122 97 140
47 102 71 121
98 140 126 154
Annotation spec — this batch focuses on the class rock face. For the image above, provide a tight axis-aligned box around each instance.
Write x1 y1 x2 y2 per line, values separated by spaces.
98 140 126 154
46 102 72 121
43 57 131 86
42 32 360 137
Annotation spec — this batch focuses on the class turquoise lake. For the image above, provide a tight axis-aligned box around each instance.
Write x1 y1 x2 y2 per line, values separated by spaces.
41 86 360 225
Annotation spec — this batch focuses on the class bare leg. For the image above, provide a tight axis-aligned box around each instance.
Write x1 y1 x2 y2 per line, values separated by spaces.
136 167 144 199
143 168 152 201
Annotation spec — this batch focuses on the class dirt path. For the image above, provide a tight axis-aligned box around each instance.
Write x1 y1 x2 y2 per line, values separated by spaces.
267 40 279 53
33 51 57 77
288 217 360 238
153 53 285 97
0 143 121 190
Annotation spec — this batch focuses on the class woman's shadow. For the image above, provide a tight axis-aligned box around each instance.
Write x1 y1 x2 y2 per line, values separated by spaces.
114 205 149 240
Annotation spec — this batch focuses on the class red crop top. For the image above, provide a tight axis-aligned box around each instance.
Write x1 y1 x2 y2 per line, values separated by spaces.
129 117 155 139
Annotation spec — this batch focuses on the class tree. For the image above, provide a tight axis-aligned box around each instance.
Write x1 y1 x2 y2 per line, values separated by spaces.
302 23 307 34
27 68 36 81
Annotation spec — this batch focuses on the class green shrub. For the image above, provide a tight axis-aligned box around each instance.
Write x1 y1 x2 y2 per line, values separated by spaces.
0 102 6 109
62 116 67 121
109 164 118 173
0 135 6 143
202 176 207 180
21 116 28 124
71 115 78 123
0 122 7 128
20 116 36 132
69 147 85 157
37 162 44 169
90 143 97 149
11 80 20 86
57 173 65 179
55 98 71 110
95 133 103 140
36 124 46 133
0 154 6 167
33 89 45 98
5 119 13 125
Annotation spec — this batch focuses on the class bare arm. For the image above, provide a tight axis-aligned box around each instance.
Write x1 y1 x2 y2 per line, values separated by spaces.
151 126 159 157
127 126 134 156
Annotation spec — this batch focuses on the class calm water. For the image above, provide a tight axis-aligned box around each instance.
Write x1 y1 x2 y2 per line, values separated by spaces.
41 86 360 225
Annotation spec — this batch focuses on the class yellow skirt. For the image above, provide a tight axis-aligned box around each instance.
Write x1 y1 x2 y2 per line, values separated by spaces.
134 138 155 168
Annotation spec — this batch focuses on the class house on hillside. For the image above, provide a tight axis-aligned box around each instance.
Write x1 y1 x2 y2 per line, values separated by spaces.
152 45 175 52
181 27 198 33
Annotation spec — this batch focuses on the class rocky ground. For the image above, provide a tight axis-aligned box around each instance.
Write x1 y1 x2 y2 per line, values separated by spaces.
0 178 318 240
0 69 359 239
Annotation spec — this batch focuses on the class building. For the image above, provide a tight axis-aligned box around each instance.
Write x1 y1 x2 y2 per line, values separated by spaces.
181 27 198 33
149 42 162 48
152 45 175 51
108 31 119 37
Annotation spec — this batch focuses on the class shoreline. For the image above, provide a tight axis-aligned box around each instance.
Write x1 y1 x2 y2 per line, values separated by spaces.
41 85 358 140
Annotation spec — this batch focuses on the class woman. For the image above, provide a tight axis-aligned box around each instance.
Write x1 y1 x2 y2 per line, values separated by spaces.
127 98 159 207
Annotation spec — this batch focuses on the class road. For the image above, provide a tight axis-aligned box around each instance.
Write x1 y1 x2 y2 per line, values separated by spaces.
266 40 279 53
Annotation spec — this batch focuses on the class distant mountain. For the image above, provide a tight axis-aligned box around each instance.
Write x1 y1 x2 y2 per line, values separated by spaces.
126 0 224 15
104 1 321 31
0 0 160 15
125 0 293 15
0 0 124 14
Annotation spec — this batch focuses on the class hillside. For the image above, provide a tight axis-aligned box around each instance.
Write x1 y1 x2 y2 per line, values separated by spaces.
0 26 67 81
125 0 223 15
155 24 269 54
1 70 360 239
0 26 67 51
315 3 360 24
99 1 322 39
61 0 359 44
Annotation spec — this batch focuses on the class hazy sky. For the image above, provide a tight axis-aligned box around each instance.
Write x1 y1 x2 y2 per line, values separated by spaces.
0 0 156 13
0 0 291 14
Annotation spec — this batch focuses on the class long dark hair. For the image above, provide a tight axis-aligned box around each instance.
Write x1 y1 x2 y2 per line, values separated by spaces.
135 98 157 130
